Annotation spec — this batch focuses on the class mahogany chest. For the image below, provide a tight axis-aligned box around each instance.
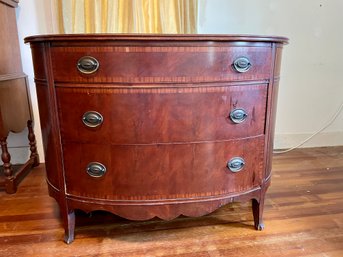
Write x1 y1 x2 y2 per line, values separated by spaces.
25 34 288 243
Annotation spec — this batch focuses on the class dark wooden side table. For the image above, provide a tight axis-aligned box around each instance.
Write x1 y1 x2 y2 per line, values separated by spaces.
0 0 39 193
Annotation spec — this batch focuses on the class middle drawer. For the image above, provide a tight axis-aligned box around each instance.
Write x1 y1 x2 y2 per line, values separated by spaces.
56 84 267 144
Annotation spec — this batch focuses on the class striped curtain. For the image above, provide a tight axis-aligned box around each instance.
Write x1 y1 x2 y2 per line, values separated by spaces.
57 0 198 34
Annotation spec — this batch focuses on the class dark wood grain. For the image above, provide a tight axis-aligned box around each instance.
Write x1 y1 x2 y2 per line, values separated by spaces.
26 34 287 243
24 33 289 44
0 146 342 256
50 45 272 83
56 84 268 144
62 137 264 201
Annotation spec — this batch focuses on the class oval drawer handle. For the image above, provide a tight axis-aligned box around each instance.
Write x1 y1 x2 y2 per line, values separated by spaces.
82 111 103 128
227 157 245 172
233 57 251 73
77 56 99 74
229 108 248 124
86 162 106 177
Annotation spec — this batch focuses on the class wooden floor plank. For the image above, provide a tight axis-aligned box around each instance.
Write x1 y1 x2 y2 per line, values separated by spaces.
0 146 342 256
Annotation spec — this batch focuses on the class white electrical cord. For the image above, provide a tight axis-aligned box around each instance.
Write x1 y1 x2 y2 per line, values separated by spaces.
274 101 343 154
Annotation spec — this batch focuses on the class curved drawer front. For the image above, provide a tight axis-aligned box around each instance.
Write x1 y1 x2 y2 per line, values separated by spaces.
63 137 264 200
56 84 267 144
51 45 272 83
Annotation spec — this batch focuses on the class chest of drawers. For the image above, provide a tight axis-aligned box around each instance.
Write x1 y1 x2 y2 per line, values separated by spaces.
25 34 288 243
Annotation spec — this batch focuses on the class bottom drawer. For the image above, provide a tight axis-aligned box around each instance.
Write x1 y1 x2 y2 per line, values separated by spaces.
62 137 265 200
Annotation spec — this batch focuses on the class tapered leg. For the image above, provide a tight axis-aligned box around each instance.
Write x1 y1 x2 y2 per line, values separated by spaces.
27 120 39 167
1 138 16 193
62 209 75 244
252 196 265 231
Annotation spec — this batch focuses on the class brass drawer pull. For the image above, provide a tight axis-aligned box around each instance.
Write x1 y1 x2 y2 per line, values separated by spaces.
233 57 251 73
77 56 99 74
82 111 103 128
86 162 106 177
230 108 248 124
227 157 245 172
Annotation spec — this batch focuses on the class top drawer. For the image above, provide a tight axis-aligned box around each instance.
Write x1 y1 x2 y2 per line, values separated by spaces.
50 45 272 83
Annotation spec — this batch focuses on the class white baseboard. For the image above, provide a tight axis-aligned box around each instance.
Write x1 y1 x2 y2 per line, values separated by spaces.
274 131 343 149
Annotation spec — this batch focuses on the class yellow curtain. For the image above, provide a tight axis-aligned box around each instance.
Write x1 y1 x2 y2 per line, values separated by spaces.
57 0 198 34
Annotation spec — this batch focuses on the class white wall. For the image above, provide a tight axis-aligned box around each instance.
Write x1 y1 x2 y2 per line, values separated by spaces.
8 0 343 164
199 0 343 148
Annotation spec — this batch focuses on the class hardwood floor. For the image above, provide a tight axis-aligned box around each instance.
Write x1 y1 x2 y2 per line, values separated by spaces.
0 146 342 257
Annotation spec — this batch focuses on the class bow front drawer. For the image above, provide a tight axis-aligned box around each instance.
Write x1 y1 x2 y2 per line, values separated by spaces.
56 84 268 144
50 45 272 83
62 137 265 200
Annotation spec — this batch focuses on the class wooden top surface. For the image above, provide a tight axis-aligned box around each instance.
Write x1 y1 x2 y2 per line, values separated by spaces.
0 0 19 8
24 33 289 44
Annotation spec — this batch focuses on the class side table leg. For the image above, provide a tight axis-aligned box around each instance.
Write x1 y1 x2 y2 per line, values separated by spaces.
1 138 16 193
27 120 39 167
